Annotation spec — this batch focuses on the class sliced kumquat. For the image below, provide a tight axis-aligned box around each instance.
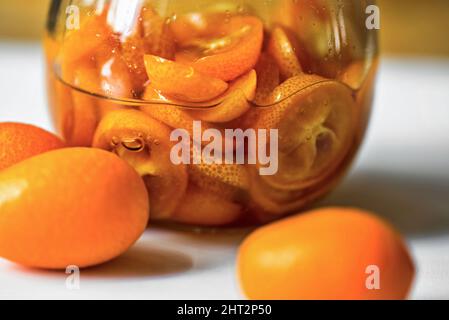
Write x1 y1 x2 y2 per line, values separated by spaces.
141 92 242 155
142 87 214 135
247 74 356 191
144 54 228 102
268 26 303 79
142 68 254 107
175 16 264 81
188 70 257 123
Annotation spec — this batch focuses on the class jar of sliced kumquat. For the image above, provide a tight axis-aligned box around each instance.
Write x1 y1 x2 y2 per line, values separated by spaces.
44 0 379 227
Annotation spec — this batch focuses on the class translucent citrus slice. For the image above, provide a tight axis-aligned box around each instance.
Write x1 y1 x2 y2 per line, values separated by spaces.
142 68 254 108
248 74 356 190
268 26 303 79
144 55 228 102
187 70 257 123
172 185 242 226
175 16 264 81
92 109 188 219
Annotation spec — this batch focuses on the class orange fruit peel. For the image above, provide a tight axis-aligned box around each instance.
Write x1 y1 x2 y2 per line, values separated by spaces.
144 54 228 103
0 123 65 171
188 70 257 123
141 90 215 138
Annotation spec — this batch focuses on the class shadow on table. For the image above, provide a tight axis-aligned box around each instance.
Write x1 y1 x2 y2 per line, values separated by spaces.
82 245 193 279
12 245 193 279
317 170 449 237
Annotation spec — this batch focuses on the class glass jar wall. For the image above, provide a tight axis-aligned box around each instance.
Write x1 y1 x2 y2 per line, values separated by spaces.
45 0 378 227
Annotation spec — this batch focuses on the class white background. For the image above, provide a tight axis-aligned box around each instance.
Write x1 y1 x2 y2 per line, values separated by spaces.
0 43 448 300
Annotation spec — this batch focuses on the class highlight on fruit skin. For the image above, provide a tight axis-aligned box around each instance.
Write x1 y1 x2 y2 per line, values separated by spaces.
0 122 65 171
0 148 149 269
237 207 415 300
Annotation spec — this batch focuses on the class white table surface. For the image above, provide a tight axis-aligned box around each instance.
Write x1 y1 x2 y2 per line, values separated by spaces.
0 42 448 300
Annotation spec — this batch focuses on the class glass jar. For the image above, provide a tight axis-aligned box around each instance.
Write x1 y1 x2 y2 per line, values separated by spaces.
44 0 378 227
